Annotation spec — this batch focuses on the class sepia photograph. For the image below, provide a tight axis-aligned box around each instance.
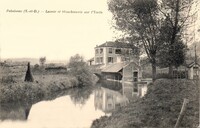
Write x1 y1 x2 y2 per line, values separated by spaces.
0 0 200 128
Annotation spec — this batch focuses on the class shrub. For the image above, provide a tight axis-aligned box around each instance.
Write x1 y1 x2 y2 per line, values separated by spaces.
34 64 40 69
1 76 16 83
68 54 93 86
156 73 171 79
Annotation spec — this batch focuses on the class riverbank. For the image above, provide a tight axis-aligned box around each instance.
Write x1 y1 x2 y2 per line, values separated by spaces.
91 79 199 128
0 74 80 103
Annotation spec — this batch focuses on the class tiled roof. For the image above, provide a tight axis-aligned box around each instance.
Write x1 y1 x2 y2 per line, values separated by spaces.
96 41 131 48
102 63 125 73
102 61 141 73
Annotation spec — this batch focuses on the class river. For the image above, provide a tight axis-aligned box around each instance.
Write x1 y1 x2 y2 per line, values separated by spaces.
0 80 147 128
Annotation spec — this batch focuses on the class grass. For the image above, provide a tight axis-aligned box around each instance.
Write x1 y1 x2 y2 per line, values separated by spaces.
0 61 98 104
0 74 78 103
91 79 199 128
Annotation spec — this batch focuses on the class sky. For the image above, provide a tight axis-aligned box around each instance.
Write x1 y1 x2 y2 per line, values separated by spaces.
0 0 118 61
0 0 200 62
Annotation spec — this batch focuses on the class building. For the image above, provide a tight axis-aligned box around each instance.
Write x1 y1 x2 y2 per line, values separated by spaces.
91 41 142 81
157 61 199 80
101 61 142 82
94 41 134 66
87 57 95 66
187 62 199 79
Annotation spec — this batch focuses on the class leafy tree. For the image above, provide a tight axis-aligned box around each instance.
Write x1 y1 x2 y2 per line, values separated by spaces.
68 54 93 86
108 0 197 80
108 0 160 81
70 86 94 106
157 37 187 68
39 57 46 67
157 18 187 70
157 0 197 76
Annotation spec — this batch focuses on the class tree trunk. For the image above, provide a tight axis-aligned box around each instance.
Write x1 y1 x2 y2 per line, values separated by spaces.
169 65 173 78
152 62 156 82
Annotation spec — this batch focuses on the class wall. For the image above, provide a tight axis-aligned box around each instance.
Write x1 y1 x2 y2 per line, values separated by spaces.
101 72 122 80
94 47 132 66
123 62 141 82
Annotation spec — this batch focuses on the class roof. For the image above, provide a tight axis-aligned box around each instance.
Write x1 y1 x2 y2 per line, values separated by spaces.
183 60 200 68
125 60 141 69
187 62 200 68
102 63 125 73
102 61 141 73
96 41 131 48
87 57 94 62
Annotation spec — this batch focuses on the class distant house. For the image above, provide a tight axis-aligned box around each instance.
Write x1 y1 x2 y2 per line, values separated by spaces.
157 61 199 80
87 57 95 66
186 62 199 80
45 63 67 73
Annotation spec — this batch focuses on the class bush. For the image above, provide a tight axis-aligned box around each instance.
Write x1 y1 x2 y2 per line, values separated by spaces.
1 76 16 83
68 54 93 87
34 64 40 69
156 73 171 79
142 71 152 78
156 71 188 79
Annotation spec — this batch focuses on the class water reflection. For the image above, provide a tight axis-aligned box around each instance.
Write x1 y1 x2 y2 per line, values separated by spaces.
122 82 148 99
69 86 94 106
0 80 147 128
0 102 32 121
94 87 129 114
0 86 94 122
94 80 148 113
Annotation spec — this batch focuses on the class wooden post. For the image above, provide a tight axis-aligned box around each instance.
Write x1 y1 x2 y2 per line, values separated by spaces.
174 98 189 128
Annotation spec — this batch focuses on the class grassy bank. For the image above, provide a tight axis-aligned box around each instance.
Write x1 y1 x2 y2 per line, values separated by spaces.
91 79 199 128
0 57 97 103
0 74 79 103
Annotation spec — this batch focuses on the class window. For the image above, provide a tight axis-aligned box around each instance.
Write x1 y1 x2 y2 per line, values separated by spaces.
96 57 99 63
95 49 99 54
133 83 138 92
100 57 103 63
133 72 138 82
108 57 113 63
96 57 103 64
115 49 121 54
109 48 113 54
100 48 103 54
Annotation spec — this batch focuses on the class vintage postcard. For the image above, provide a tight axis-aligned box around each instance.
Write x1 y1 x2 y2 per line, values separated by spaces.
0 0 200 128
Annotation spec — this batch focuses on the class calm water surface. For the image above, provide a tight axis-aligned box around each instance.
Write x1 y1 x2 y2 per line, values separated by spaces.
0 81 147 128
